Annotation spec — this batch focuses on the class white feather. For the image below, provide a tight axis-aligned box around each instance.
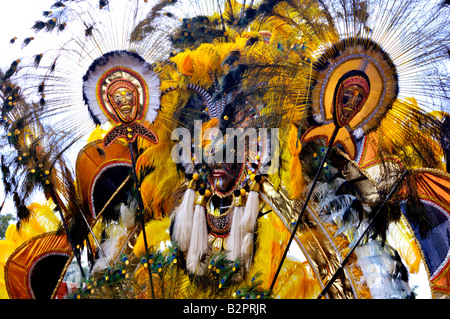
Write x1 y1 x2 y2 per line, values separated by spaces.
241 232 254 272
239 190 259 271
186 204 209 275
90 203 136 274
355 241 413 299
228 206 245 261
240 190 259 233
313 113 324 124
172 188 196 252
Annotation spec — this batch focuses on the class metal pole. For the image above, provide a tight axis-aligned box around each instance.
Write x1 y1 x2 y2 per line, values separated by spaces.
269 125 340 292
128 142 156 299
317 169 409 299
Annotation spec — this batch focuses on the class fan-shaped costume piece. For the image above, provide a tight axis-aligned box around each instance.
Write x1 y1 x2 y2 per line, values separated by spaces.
76 139 133 221
0 201 79 299
4 232 73 299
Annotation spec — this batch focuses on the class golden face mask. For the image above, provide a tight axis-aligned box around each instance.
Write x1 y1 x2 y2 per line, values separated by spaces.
333 71 371 127
106 79 139 123
97 66 149 125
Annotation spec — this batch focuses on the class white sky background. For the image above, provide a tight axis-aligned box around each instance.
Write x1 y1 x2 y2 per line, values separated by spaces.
0 0 435 299
0 0 57 69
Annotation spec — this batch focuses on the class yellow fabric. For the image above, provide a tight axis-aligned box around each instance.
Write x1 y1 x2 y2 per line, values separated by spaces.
287 125 305 199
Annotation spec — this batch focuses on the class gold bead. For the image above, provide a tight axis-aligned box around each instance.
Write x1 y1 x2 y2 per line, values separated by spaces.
192 173 200 181
45 170 50 175
223 115 229 121
250 174 256 181
205 189 211 197
31 169 36 174
240 188 246 196
255 155 260 161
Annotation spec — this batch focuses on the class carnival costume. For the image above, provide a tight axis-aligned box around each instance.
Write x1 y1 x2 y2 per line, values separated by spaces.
0 0 449 300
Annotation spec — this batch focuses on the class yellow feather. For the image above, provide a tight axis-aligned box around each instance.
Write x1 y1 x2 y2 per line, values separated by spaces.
137 122 182 219
86 125 108 143
250 213 321 298
387 218 422 274
133 217 171 258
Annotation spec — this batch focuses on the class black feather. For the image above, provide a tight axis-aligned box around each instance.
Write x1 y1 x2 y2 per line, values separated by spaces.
51 1 66 9
96 147 106 157
22 37 34 48
13 192 31 227
245 36 259 47
221 50 241 67
34 54 43 67
45 18 57 32
58 22 67 32
32 21 46 33
220 64 248 93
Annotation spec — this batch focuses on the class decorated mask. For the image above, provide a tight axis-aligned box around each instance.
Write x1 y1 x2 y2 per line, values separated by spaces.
82 51 161 147
333 70 371 127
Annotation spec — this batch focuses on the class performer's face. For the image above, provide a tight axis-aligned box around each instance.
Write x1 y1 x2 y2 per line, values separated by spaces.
109 87 138 123
210 162 241 193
